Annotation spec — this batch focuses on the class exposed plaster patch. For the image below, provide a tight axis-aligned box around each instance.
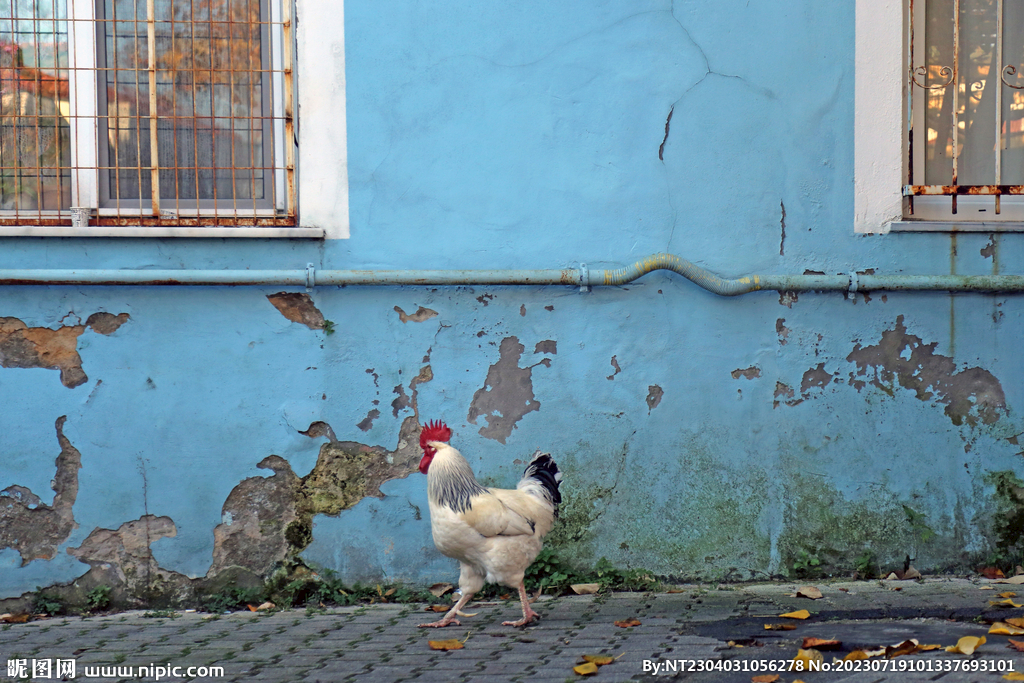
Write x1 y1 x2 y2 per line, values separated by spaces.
366 368 380 387
467 336 547 443
982 235 997 259
800 363 832 393
534 340 557 355
0 313 129 388
779 291 798 308
68 515 191 604
357 409 381 432
394 305 438 323
391 384 410 417
775 318 790 346
646 385 664 412
545 305 555 312
267 293 325 330
607 355 621 380
846 315 1007 427
520 304 527 317
299 421 338 442
731 366 761 380
0 416 80 564
209 456 300 577
475 294 494 307
773 381 800 409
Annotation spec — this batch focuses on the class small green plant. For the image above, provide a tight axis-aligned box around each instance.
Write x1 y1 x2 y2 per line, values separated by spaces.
855 550 878 579
322 319 336 335
33 588 64 616
142 610 180 619
86 585 112 611
522 547 659 594
113 653 127 664
791 550 822 579
198 584 265 613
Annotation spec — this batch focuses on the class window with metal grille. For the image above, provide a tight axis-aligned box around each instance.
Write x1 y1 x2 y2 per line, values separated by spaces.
0 0 297 232
906 0 1024 221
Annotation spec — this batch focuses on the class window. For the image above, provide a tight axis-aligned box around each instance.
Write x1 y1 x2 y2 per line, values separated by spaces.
854 0 1024 231
905 0 1024 222
0 0 312 235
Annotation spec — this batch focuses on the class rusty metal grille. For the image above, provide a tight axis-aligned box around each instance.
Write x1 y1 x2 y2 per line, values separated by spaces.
906 0 1024 217
0 0 295 227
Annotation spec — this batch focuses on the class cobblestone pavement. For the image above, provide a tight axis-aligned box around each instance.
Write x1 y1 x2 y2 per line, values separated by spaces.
4 578 1024 682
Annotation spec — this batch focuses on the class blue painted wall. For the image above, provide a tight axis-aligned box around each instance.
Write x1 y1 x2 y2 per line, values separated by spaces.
3 0 1023 602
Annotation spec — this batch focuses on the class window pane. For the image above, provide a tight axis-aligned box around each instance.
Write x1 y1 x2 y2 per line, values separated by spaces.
0 0 71 211
100 0 268 205
1002 0 1024 184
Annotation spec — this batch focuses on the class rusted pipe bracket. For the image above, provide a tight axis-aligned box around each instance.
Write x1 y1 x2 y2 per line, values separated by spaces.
306 263 316 292
579 263 590 293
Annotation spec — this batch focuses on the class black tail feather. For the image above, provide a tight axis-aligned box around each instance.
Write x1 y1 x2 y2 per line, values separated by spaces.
522 451 562 510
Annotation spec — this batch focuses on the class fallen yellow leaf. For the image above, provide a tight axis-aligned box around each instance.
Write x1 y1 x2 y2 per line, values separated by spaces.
1008 638 1024 652
946 635 986 655
1007 618 1024 628
990 622 1024 636
802 637 841 650
796 586 823 600
780 609 811 619
843 651 870 661
614 617 642 628
571 583 601 595
792 648 824 671
429 582 454 597
997 575 1024 585
764 623 797 631
990 598 1023 608
1001 592 1018 598
428 639 465 651
885 639 921 658
751 676 779 683
582 655 614 666
573 662 599 675
1003 673 1024 681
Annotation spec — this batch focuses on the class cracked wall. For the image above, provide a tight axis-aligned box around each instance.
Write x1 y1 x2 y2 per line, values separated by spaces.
0 313 129 387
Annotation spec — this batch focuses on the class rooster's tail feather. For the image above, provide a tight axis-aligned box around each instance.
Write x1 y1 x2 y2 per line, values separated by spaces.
519 450 562 512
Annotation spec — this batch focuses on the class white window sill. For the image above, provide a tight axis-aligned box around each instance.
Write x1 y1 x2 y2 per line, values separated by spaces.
0 226 325 238
888 221 1024 232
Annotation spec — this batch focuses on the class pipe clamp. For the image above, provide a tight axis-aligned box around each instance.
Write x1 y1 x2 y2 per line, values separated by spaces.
306 263 316 291
579 263 590 293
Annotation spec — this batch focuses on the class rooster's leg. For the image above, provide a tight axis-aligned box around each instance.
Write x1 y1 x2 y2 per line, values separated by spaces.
419 590 474 628
502 581 540 627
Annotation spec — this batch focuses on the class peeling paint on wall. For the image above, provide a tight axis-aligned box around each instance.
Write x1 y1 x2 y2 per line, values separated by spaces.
357 409 381 431
800 363 832 393
646 385 664 412
467 336 549 443
209 456 300 578
68 515 191 605
0 416 80 564
267 293 325 330
0 313 129 388
731 366 761 380
393 305 438 323
607 355 621 380
847 315 1007 426
776 318 790 346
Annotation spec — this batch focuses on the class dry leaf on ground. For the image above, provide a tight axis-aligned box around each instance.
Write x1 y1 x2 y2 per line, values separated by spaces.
582 655 614 665
899 566 922 580
614 617 642 628
1009 618 1024 628
997 575 1024 585
990 622 1024 636
886 639 927 658
571 583 601 595
991 598 1023 608
428 639 465 651
751 675 779 683
1004 673 1024 681
426 605 448 612
764 623 797 631
429 583 453 597
795 586 823 600
981 586 996 590
792 649 824 671
946 635 986 655
1001 592 1019 598
573 662 599 675
802 637 841 650
0 613 30 624
780 609 811 619
1007 639 1024 652
982 567 1007 579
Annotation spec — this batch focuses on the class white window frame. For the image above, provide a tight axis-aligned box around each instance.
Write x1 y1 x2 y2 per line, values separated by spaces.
0 0 332 238
854 0 1024 233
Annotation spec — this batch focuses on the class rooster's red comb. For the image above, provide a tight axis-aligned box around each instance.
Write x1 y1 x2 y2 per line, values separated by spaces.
420 420 452 449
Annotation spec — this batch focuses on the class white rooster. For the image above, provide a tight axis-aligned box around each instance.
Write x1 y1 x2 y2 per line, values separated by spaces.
417 420 562 628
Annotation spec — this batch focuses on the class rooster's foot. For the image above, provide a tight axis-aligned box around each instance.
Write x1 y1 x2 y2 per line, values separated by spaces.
418 619 461 628
502 609 540 627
